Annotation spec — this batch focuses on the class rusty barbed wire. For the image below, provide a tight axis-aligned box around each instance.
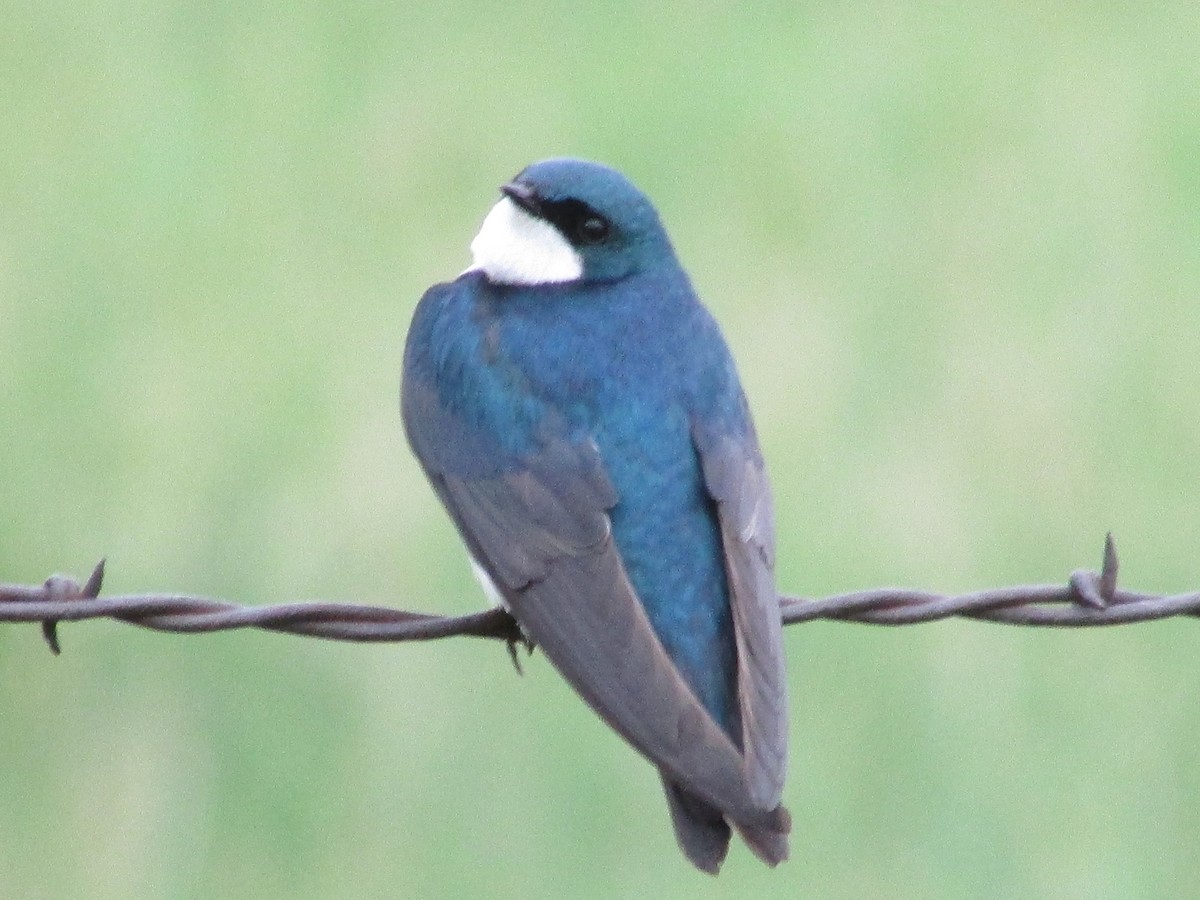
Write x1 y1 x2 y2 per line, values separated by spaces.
1 534 1197 656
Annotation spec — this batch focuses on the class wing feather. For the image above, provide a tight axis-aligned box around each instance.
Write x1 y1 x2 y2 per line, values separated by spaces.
405 378 776 824
694 428 789 810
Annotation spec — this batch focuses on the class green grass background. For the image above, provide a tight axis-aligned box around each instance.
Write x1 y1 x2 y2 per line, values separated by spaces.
3 3 1199 897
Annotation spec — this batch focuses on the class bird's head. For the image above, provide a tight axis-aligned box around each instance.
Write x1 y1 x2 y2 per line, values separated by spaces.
469 158 676 286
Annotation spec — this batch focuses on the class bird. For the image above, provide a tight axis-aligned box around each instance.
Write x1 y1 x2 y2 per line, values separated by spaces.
400 158 789 873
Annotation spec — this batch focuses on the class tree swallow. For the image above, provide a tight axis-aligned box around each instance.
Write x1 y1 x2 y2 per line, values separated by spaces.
401 158 789 872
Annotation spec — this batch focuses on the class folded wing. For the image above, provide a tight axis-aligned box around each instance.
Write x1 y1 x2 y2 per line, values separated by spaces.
403 376 779 827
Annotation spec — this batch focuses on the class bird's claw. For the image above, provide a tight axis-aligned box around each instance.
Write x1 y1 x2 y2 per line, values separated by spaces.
505 631 535 675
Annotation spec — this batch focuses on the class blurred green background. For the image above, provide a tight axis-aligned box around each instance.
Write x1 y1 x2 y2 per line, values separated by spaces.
2 2 1199 898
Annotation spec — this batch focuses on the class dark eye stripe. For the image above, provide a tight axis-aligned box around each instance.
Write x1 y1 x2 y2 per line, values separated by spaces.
540 198 612 247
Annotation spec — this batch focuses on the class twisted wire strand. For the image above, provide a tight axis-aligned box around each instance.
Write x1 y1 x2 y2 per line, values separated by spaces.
1 535 1195 656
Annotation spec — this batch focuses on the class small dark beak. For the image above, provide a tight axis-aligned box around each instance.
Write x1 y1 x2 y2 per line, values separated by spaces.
500 180 543 217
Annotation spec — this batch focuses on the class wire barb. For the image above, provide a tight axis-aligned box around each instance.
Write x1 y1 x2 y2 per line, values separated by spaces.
36 561 105 655
1 535 1197 652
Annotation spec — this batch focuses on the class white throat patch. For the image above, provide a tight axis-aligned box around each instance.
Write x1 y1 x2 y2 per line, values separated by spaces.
468 196 584 285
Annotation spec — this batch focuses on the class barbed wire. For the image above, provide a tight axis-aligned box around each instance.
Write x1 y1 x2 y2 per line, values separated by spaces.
1 534 1196 657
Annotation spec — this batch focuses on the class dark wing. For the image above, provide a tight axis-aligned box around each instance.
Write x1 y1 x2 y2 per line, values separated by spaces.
693 424 789 810
403 377 774 825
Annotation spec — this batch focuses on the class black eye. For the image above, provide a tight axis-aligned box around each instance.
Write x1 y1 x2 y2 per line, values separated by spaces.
575 214 610 245
539 197 612 247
